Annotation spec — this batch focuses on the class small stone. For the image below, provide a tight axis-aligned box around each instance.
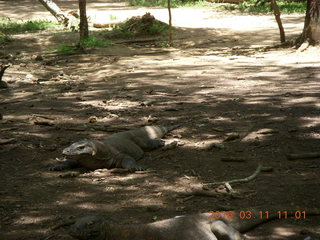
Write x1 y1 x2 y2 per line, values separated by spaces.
34 55 44 61
88 116 98 123
146 205 161 212
5 54 13 59
141 100 156 106
26 74 34 79
76 96 84 101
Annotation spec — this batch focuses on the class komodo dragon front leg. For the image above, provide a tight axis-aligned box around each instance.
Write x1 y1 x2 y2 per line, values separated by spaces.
109 153 145 171
49 154 144 172
48 159 80 171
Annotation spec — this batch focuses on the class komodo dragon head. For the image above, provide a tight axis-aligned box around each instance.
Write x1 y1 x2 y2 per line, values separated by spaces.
63 140 97 160
69 216 106 240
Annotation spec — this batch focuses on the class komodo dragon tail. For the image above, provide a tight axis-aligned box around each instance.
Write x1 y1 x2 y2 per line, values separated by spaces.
143 124 180 139
225 206 320 233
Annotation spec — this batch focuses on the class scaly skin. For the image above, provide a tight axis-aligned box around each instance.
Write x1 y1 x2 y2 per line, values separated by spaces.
69 206 320 240
49 125 179 171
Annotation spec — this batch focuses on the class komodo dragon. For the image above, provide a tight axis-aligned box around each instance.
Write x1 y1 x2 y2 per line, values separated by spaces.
69 206 320 240
49 125 179 171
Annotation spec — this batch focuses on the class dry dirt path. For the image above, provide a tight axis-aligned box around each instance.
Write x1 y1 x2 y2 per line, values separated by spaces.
0 0 305 46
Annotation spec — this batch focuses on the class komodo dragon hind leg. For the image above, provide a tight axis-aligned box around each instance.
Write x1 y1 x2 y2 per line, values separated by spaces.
210 221 244 240
49 159 80 171
134 137 165 151
119 154 146 171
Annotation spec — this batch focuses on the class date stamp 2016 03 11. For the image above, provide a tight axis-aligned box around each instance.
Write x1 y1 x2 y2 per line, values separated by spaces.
208 210 307 220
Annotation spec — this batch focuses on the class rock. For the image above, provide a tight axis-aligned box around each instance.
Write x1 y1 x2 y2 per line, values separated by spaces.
223 133 240 142
34 55 44 61
26 73 34 79
88 116 98 123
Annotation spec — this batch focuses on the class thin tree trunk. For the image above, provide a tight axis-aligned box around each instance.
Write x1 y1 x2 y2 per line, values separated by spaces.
270 0 286 43
168 0 172 46
38 0 69 25
79 0 89 41
296 0 320 45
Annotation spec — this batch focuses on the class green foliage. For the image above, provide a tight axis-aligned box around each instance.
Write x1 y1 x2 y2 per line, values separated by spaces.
0 17 61 34
128 0 209 7
109 15 117 21
223 0 307 13
56 35 111 55
56 45 77 55
79 35 109 47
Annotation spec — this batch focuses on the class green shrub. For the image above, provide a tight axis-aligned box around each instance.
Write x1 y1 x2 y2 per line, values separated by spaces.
224 0 307 13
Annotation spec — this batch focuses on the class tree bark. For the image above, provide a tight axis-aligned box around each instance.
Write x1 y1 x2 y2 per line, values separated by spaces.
168 0 173 46
270 0 286 43
38 0 69 25
296 0 320 45
79 0 89 41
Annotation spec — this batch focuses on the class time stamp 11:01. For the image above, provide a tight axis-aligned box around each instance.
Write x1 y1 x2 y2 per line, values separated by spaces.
208 210 307 220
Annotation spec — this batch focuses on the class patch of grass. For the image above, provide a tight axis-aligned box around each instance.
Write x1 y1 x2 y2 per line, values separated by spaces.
0 17 61 34
79 35 109 47
56 45 77 55
55 35 111 55
128 0 210 7
0 32 12 45
223 0 307 13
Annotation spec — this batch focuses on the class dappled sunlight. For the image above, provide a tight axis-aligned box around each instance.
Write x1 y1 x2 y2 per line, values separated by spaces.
300 117 320 129
15 215 51 225
272 226 296 237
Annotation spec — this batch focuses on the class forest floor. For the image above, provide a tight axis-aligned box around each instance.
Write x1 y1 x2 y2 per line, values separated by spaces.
0 0 320 239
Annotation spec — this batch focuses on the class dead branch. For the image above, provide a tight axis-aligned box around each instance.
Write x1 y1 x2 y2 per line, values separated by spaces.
286 152 320 160
203 164 263 187
221 157 246 162
38 0 69 25
178 189 220 197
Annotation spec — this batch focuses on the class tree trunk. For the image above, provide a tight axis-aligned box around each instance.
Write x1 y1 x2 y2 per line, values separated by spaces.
270 0 286 43
79 0 89 41
296 0 320 45
38 0 69 25
168 0 173 46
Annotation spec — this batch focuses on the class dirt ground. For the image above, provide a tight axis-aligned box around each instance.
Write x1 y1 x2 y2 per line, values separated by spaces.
0 1 320 240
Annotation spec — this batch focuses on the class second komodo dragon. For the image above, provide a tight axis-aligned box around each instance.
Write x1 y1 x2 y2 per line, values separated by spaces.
49 125 179 171
69 206 320 240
